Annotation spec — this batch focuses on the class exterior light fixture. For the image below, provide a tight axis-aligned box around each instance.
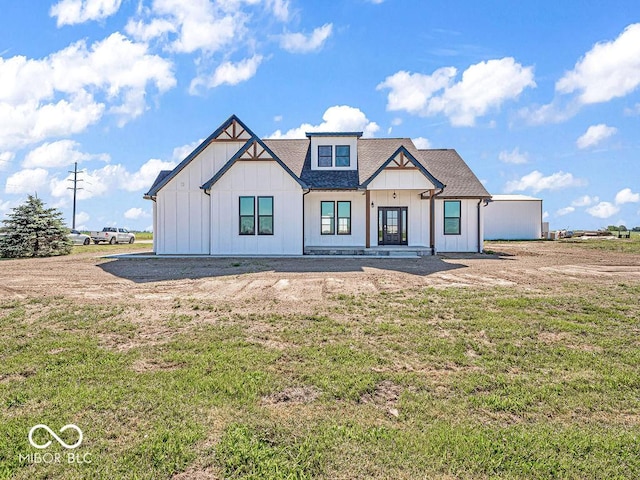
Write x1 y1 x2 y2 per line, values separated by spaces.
371 201 374 208
392 191 397 199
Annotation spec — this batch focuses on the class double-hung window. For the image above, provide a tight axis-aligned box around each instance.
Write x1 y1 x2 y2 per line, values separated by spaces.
321 201 335 234
239 196 255 235
335 146 350 167
318 145 333 167
321 201 351 235
444 200 461 235
239 196 274 235
257 196 273 235
337 201 351 234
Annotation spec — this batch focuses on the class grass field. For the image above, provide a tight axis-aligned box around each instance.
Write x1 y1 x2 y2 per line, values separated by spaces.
560 232 640 254
1 243 639 479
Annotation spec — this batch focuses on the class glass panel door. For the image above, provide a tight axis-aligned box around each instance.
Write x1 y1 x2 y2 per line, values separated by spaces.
378 207 408 245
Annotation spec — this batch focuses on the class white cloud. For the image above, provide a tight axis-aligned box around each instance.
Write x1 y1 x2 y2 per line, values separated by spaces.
556 23 640 104
125 18 176 42
5 168 49 194
572 195 598 207
0 151 15 170
615 188 640 205
130 0 246 55
586 201 620 219
124 207 150 220
74 211 90 230
50 158 177 200
378 57 535 126
280 23 333 53
504 170 587 194
498 147 528 164
556 206 575 216
624 103 640 116
576 124 617 149
268 105 380 139
191 55 263 92
412 137 431 149
527 24 640 125
22 140 109 169
0 33 175 150
125 158 177 192
519 100 579 125
50 0 123 26
0 198 13 214
542 211 549 220
50 164 119 200
0 94 105 151
267 0 290 21
172 138 204 162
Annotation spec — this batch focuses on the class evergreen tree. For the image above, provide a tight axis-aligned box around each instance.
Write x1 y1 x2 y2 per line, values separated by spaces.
0 195 72 258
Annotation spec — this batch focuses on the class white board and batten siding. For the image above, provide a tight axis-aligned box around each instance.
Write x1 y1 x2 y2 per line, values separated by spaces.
367 169 435 191
434 199 483 253
210 160 303 255
367 169 435 247
154 141 245 255
484 195 542 240
304 192 366 247
369 190 431 247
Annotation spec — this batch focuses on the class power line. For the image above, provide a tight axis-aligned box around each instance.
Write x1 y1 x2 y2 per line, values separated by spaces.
67 162 84 230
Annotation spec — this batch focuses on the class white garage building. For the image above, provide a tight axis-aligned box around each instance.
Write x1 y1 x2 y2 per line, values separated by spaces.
484 195 543 240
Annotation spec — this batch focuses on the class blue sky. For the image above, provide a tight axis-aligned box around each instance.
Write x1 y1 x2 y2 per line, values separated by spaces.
1 0 639 231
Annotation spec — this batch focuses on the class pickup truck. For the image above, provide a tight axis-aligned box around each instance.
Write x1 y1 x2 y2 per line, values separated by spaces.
90 227 135 244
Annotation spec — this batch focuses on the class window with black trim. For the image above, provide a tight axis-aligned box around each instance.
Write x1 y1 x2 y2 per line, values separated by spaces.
257 196 274 235
240 196 274 235
444 200 461 235
321 201 334 234
318 145 332 167
337 201 351 234
239 196 255 235
335 145 350 167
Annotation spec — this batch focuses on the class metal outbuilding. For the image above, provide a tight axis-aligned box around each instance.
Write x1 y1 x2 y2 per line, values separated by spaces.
484 194 543 240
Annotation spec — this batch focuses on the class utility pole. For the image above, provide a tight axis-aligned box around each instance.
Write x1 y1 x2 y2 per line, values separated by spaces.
67 162 83 230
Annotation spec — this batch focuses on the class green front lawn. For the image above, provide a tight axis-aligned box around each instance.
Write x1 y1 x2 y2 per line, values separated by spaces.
1 267 639 478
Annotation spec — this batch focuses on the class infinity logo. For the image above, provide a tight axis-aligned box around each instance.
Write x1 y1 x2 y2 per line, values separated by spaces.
28 424 83 449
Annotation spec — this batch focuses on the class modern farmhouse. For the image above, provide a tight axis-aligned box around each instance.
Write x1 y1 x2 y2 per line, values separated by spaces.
144 115 490 255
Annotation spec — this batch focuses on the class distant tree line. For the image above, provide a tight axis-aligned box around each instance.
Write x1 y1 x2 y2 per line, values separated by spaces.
607 225 639 232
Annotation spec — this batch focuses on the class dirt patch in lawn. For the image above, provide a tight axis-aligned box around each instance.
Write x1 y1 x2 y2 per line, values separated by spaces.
262 386 322 406
1 241 639 352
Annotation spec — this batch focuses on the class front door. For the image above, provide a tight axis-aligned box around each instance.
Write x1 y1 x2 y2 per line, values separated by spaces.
378 207 408 245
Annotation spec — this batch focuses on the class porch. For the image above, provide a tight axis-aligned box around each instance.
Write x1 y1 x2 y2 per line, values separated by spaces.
304 245 433 257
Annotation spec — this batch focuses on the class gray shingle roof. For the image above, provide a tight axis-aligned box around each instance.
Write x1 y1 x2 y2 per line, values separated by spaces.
264 139 359 189
144 170 172 197
417 149 490 198
145 115 488 199
357 138 422 185
264 138 487 197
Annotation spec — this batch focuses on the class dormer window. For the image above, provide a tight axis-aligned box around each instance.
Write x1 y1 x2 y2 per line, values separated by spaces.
318 146 332 167
307 132 361 171
335 146 350 167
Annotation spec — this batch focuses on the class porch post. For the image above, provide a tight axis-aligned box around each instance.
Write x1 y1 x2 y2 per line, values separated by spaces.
365 190 371 248
429 189 435 255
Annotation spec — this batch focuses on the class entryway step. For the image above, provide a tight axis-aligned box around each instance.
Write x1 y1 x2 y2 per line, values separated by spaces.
304 247 432 256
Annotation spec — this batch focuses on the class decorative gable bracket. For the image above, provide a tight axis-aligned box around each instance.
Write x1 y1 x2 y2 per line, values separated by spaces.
214 118 252 142
387 150 418 169
238 139 273 161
